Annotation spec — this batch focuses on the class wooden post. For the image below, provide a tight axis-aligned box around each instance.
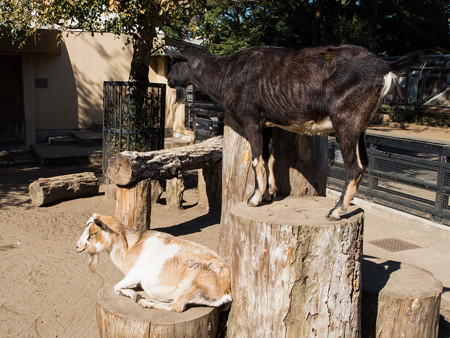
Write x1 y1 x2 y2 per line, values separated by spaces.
225 197 364 337
362 257 442 338
96 284 219 338
115 178 151 232
165 173 185 209
198 161 222 211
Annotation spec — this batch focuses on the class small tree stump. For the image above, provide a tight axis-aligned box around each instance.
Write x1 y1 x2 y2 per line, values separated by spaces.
225 197 364 337
96 284 219 338
165 173 185 209
115 178 151 232
198 162 222 211
29 172 99 206
362 257 442 338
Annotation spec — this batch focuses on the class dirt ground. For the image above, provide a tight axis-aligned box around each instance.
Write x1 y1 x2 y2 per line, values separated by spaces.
1 162 449 337
0 163 221 338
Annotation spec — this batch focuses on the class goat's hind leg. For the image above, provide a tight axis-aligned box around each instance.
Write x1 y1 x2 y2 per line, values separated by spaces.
328 133 367 221
262 127 277 202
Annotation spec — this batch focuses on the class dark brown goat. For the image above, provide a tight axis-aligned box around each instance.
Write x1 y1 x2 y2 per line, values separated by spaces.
167 45 421 220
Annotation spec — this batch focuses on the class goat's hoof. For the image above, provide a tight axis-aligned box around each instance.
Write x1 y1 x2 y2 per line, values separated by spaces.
327 209 341 221
262 190 276 203
247 193 262 207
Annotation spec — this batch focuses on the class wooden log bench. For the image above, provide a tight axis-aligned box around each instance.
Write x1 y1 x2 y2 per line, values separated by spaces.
107 136 223 230
29 172 99 206
362 257 443 337
96 284 219 338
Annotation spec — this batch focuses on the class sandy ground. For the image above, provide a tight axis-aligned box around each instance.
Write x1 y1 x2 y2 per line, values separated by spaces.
1 162 449 337
0 164 221 338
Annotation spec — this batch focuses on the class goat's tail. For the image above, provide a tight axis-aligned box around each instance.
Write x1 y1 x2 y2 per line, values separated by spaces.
389 50 424 74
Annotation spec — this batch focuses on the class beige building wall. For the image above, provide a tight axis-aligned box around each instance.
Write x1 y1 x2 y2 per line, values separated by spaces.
2 30 189 145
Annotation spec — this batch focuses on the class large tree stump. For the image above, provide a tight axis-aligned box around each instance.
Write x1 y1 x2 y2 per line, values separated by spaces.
362 257 442 338
29 172 99 206
96 284 219 338
115 178 152 232
225 197 364 337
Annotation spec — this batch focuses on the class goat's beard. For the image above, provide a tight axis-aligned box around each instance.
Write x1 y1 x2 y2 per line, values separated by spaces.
88 253 98 273
175 87 186 103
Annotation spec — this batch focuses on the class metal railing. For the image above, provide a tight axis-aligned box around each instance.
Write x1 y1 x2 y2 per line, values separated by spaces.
103 81 166 179
328 134 450 225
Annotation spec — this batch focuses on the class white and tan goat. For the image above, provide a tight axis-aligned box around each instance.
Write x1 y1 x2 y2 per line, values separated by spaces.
75 213 232 312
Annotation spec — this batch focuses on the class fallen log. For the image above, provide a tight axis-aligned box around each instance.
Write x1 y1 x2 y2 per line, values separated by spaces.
29 172 99 206
107 136 223 186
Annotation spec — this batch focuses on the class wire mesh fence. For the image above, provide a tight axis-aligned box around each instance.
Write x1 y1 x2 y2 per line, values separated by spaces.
103 81 166 180
328 134 450 225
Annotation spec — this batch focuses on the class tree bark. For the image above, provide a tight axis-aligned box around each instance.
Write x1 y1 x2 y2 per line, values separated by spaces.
29 172 99 206
225 197 364 337
198 162 222 211
96 284 219 338
115 179 152 232
165 173 185 209
361 257 442 338
107 136 223 186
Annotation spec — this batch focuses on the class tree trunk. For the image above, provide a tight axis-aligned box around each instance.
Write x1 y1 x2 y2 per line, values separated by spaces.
28 172 99 206
198 162 222 211
361 257 442 338
96 284 219 338
219 114 328 262
115 179 151 232
225 197 364 337
165 173 185 209
107 136 223 186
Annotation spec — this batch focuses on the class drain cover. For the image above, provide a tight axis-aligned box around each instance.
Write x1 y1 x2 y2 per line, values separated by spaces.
369 238 421 252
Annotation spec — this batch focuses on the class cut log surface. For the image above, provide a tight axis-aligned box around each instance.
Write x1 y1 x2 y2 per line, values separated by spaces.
107 136 223 186
362 257 442 338
29 172 99 206
225 196 364 337
96 284 219 338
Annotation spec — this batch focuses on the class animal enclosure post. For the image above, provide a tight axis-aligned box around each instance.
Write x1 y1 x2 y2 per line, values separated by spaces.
225 197 364 337
115 178 152 232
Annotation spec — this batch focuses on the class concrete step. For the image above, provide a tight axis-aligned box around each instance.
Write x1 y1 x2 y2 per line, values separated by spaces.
164 136 191 149
48 136 78 146
31 143 102 165
70 131 103 147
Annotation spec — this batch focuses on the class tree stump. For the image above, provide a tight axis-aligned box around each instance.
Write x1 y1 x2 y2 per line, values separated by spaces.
115 178 151 232
29 172 99 206
96 284 219 338
225 197 364 337
165 173 185 209
361 257 442 338
219 114 328 262
198 162 222 211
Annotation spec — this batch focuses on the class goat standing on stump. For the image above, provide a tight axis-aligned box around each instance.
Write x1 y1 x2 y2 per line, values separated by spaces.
167 45 422 220
75 214 232 312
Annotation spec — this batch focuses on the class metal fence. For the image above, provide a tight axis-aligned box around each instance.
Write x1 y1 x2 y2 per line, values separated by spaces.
103 81 166 178
328 134 450 225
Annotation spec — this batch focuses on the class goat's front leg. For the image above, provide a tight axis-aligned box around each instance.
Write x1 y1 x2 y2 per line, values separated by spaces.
245 124 267 207
114 275 142 303
328 133 367 220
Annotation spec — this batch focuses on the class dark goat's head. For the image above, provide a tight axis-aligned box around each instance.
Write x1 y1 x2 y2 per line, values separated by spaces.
166 46 206 103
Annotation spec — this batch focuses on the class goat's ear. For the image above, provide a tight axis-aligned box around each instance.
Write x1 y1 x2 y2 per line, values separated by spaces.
165 46 186 61
94 218 107 230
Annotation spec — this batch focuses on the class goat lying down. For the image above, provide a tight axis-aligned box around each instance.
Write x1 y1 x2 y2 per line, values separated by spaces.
75 214 232 312
167 45 421 220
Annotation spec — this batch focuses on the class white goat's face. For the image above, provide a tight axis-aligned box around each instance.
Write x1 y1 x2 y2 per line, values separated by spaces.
75 215 112 255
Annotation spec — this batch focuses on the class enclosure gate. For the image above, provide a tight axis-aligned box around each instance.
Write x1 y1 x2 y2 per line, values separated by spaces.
103 81 166 178
328 134 450 225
